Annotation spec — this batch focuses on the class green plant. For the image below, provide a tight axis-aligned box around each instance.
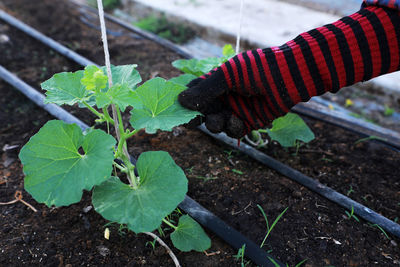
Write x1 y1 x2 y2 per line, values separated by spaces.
269 256 307 266
368 223 390 239
135 14 195 44
345 206 360 222
258 113 315 148
346 185 354 196
354 135 386 145
257 205 288 248
172 44 235 77
383 104 395 116
172 46 315 148
18 64 211 253
87 0 120 10
233 244 250 267
232 169 243 175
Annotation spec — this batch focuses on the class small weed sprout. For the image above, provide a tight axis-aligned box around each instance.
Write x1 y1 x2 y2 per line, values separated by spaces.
233 244 250 267
345 206 360 222
346 185 354 196
368 223 390 240
257 205 289 248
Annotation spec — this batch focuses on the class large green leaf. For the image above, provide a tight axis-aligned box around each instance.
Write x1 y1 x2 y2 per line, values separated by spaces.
19 120 116 207
129 77 200 133
170 215 211 252
92 151 188 233
42 71 88 105
266 113 315 147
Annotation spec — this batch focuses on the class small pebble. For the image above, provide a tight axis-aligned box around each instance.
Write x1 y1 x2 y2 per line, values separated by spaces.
83 206 92 213
97 246 110 257
390 240 398 247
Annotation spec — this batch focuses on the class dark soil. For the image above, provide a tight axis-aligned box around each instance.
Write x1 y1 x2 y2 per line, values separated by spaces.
1 0 399 266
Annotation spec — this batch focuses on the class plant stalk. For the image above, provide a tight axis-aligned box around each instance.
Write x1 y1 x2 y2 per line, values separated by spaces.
162 218 178 230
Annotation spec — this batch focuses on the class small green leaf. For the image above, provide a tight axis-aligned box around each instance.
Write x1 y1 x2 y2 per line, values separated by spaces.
92 151 188 233
42 71 88 105
266 113 315 147
95 84 136 111
19 120 116 207
169 74 198 86
222 44 235 58
170 215 211 252
105 64 141 90
129 77 200 133
172 57 223 77
94 65 142 110
81 65 108 93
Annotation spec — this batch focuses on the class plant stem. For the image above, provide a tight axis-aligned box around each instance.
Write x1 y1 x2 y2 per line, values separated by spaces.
113 161 128 173
162 218 178 230
102 107 114 124
143 232 181 267
116 104 125 135
82 101 104 119
125 129 140 139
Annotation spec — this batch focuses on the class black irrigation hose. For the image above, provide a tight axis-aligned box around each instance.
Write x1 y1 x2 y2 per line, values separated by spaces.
0 9 96 67
0 11 281 267
70 0 193 59
0 65 89 131
73 1 400 151
199 125 400 238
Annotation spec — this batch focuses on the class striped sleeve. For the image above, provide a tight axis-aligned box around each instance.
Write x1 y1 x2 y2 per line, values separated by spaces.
362 0 400 11
219 5 400 129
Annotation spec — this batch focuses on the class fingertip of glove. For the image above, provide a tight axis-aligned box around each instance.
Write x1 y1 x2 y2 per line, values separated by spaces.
178 88 201 110
205 113 225 133
225 115 247 139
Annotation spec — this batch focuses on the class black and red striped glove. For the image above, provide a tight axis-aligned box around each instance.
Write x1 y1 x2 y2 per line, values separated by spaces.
179 5 400 138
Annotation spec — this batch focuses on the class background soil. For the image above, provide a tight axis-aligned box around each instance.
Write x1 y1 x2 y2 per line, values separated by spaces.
0 0 399 266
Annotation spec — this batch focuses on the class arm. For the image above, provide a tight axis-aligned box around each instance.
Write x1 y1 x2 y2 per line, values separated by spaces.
179 4 400 138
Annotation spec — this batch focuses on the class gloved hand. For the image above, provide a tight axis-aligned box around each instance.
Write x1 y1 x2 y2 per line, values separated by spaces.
179 5 400 138
179 66 279 138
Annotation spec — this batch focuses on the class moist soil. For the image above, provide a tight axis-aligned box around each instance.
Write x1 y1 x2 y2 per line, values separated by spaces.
0 0 399 266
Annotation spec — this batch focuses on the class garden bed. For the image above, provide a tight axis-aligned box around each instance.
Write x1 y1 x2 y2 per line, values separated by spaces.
1 0 399 266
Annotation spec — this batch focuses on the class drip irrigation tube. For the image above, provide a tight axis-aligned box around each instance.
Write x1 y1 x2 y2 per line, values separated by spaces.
0 64 281 267
0 9 96 67
199 125 400 238
0 65 89 131
72 1 400 150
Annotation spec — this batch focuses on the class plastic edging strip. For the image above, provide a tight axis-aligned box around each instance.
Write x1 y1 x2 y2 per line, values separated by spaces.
199 125 400 238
